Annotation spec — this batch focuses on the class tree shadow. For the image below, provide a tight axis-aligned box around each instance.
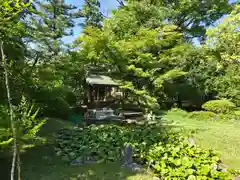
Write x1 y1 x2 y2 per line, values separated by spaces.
0 143 150 180
0 117 157 180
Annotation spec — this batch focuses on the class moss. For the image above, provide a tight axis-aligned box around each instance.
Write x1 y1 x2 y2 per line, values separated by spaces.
188 111 218 121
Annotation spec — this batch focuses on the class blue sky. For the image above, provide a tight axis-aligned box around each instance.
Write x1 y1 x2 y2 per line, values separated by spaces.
63 0 119 43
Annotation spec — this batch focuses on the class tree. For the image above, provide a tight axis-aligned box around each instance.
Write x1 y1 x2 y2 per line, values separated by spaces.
124 0 232 41
0 1 46 180
76 1 192 109
204 4 240 105
26 0 80 62
0 1 32 179
79 0 103 29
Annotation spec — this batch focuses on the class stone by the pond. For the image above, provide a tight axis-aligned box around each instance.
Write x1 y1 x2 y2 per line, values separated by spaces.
233 176 240 180
122 162 144 172
122 144 145 172
122 143 134 164
84 160 97 164
188 137 196 146
130 163 144 172
218 163 229 172
70 156 84 166
71 156 97 166
153 177 161 180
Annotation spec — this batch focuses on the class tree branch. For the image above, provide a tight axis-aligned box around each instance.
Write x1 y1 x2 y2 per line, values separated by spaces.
116 0 125 7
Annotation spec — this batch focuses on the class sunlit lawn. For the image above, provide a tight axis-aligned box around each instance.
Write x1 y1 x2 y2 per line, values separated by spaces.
163 110 240 170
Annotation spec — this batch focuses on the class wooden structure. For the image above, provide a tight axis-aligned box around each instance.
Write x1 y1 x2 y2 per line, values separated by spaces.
85 74 122 105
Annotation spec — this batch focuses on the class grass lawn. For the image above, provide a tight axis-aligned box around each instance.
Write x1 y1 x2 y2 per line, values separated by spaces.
0 118 154 180
163 110 240 170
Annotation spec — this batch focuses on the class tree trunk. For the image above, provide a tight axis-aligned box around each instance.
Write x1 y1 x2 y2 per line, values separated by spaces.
0 41 18 180
17 146 21 180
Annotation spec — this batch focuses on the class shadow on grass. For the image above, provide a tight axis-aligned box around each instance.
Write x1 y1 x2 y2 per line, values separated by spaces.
1 143 150 180
0 118 154 180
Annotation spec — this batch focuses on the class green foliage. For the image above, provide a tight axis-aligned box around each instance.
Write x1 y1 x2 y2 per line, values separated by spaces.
55 124 234 179
0 0 31 19
204 5 240 105
0 105 10 128
146 136 231 179
0 96 45 149
42 96 70 120
15 96 46 138
233 111 240 121
79 0 103 28
55 124 166 162
202 100 236 113
27 0 80 58
188 111 218 121
125 0 232 40
168 108 189 117
0 105 11 146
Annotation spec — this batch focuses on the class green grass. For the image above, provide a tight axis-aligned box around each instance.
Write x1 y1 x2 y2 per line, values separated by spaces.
0 118 154 180
163 110 240 170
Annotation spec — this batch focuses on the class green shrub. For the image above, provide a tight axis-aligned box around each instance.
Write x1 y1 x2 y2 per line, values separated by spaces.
168 108 189 117
232 111 240 120
43 97 70 119
202 100 236 113
188 111 218 121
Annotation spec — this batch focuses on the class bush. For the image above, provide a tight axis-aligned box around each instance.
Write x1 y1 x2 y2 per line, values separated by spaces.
168 108 189 117
42 97 70 119
232 111 240 121
188 111 218 121
202 100 236 113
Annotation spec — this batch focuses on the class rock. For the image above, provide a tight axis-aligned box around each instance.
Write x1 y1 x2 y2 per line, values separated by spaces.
70 156 84 166
61 155 70 162
130 163 144 172
153 177 161 180
122 143 134 165
218 163 229 172
122 162 144 172
188 137 196 146
84 160 97 164
233 176 240 180
211 164 218 170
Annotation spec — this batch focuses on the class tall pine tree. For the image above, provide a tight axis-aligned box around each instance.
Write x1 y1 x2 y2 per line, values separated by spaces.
79 0 103 29
27 0 80 61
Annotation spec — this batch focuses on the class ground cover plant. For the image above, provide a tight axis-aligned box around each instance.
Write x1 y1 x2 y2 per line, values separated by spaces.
55 123 237 179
